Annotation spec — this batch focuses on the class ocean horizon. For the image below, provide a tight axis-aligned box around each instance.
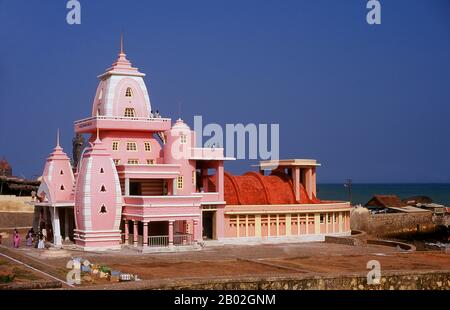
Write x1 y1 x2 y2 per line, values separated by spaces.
317 183 450 206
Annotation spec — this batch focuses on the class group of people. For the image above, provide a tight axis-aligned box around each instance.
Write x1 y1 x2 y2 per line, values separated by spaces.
149 110 161 118
12 228 46 249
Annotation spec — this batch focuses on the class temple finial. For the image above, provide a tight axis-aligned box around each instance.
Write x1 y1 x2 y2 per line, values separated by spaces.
120 33 124 54
56 129 60 147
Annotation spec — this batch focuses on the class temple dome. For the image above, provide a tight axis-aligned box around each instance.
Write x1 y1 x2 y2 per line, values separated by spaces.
91 37 152 119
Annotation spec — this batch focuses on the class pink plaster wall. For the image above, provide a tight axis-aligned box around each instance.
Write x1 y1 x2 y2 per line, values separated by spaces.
88 131 162 166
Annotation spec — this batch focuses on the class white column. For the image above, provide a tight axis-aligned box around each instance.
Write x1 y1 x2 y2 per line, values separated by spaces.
64 208 70 241
172 179 177 195
133 220 138 246
143 222 149 247
50 207 62 247
125 178 130 196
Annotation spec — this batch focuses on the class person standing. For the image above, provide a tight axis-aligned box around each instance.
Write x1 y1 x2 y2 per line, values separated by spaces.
26 229 33 246
41 227 47 242
13 229 20 248
37 234 45 249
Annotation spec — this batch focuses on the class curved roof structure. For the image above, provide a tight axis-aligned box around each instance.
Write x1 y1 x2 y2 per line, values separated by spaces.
223 171 320 205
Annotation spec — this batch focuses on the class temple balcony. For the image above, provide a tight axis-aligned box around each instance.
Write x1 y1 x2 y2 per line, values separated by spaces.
116 164 180 179
194 192 225 205
122 195 203 220
74 116 171 134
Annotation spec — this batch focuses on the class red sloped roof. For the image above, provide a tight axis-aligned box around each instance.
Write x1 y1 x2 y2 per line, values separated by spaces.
221 171 320 205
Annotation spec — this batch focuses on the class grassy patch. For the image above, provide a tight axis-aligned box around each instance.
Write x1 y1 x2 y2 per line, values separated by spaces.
12 267 41 281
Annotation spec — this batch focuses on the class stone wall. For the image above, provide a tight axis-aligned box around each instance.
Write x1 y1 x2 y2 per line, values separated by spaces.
0 196 34 212
160 271 450 290
324 230 367 246
351 208 436 238
0 212 34 230
0 196 34 230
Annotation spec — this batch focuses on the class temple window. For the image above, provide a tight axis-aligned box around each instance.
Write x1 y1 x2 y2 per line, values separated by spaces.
124 108 135 117
126 142 137 151
144 142 152 152
180 134 187 144
60 170 64 175
100 205 107 214
112 141 119 151
100 185 106 192
146 159 155 165
320 214 324 224
60 185 65 191
100 168 104 173
125 87 133 97
127 159 139 165
177 176 183 189
113 159 120 165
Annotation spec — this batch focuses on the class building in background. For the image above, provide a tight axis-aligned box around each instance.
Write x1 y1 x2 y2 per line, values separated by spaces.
0 158 39 196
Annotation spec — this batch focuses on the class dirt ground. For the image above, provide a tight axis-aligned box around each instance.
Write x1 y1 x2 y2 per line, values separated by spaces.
1 240 450 289
0 257 48 284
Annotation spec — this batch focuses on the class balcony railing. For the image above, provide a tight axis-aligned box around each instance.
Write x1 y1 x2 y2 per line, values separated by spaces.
74 116 171 133
173 234 194 246
74 115 171 125
148 235 169 247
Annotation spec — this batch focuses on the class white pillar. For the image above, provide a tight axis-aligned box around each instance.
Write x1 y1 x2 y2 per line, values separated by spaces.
143 222 149 247
64 208 70 241
172 179 177 195
133 220 138 246
50 207 62 247
125 178 130 196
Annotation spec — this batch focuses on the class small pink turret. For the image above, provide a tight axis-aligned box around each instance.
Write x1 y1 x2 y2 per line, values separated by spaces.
35 131 74 246
74 133 122 250
38 130 75 204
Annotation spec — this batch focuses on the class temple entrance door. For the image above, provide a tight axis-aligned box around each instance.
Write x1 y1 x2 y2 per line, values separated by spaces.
202 211 215 240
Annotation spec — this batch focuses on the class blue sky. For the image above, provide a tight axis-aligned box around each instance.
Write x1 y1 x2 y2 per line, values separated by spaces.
0 0 449 183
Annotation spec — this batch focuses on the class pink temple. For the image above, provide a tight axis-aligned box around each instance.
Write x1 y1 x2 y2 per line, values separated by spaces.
33 40 351 251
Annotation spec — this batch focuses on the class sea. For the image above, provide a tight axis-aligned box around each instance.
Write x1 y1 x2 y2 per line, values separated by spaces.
317 183 450 206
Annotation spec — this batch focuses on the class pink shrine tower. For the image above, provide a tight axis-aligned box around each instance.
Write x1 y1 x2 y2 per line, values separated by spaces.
34 132 75 246
73 135 122 250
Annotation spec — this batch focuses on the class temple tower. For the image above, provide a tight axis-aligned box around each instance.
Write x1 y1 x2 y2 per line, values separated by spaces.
73 135 122 250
